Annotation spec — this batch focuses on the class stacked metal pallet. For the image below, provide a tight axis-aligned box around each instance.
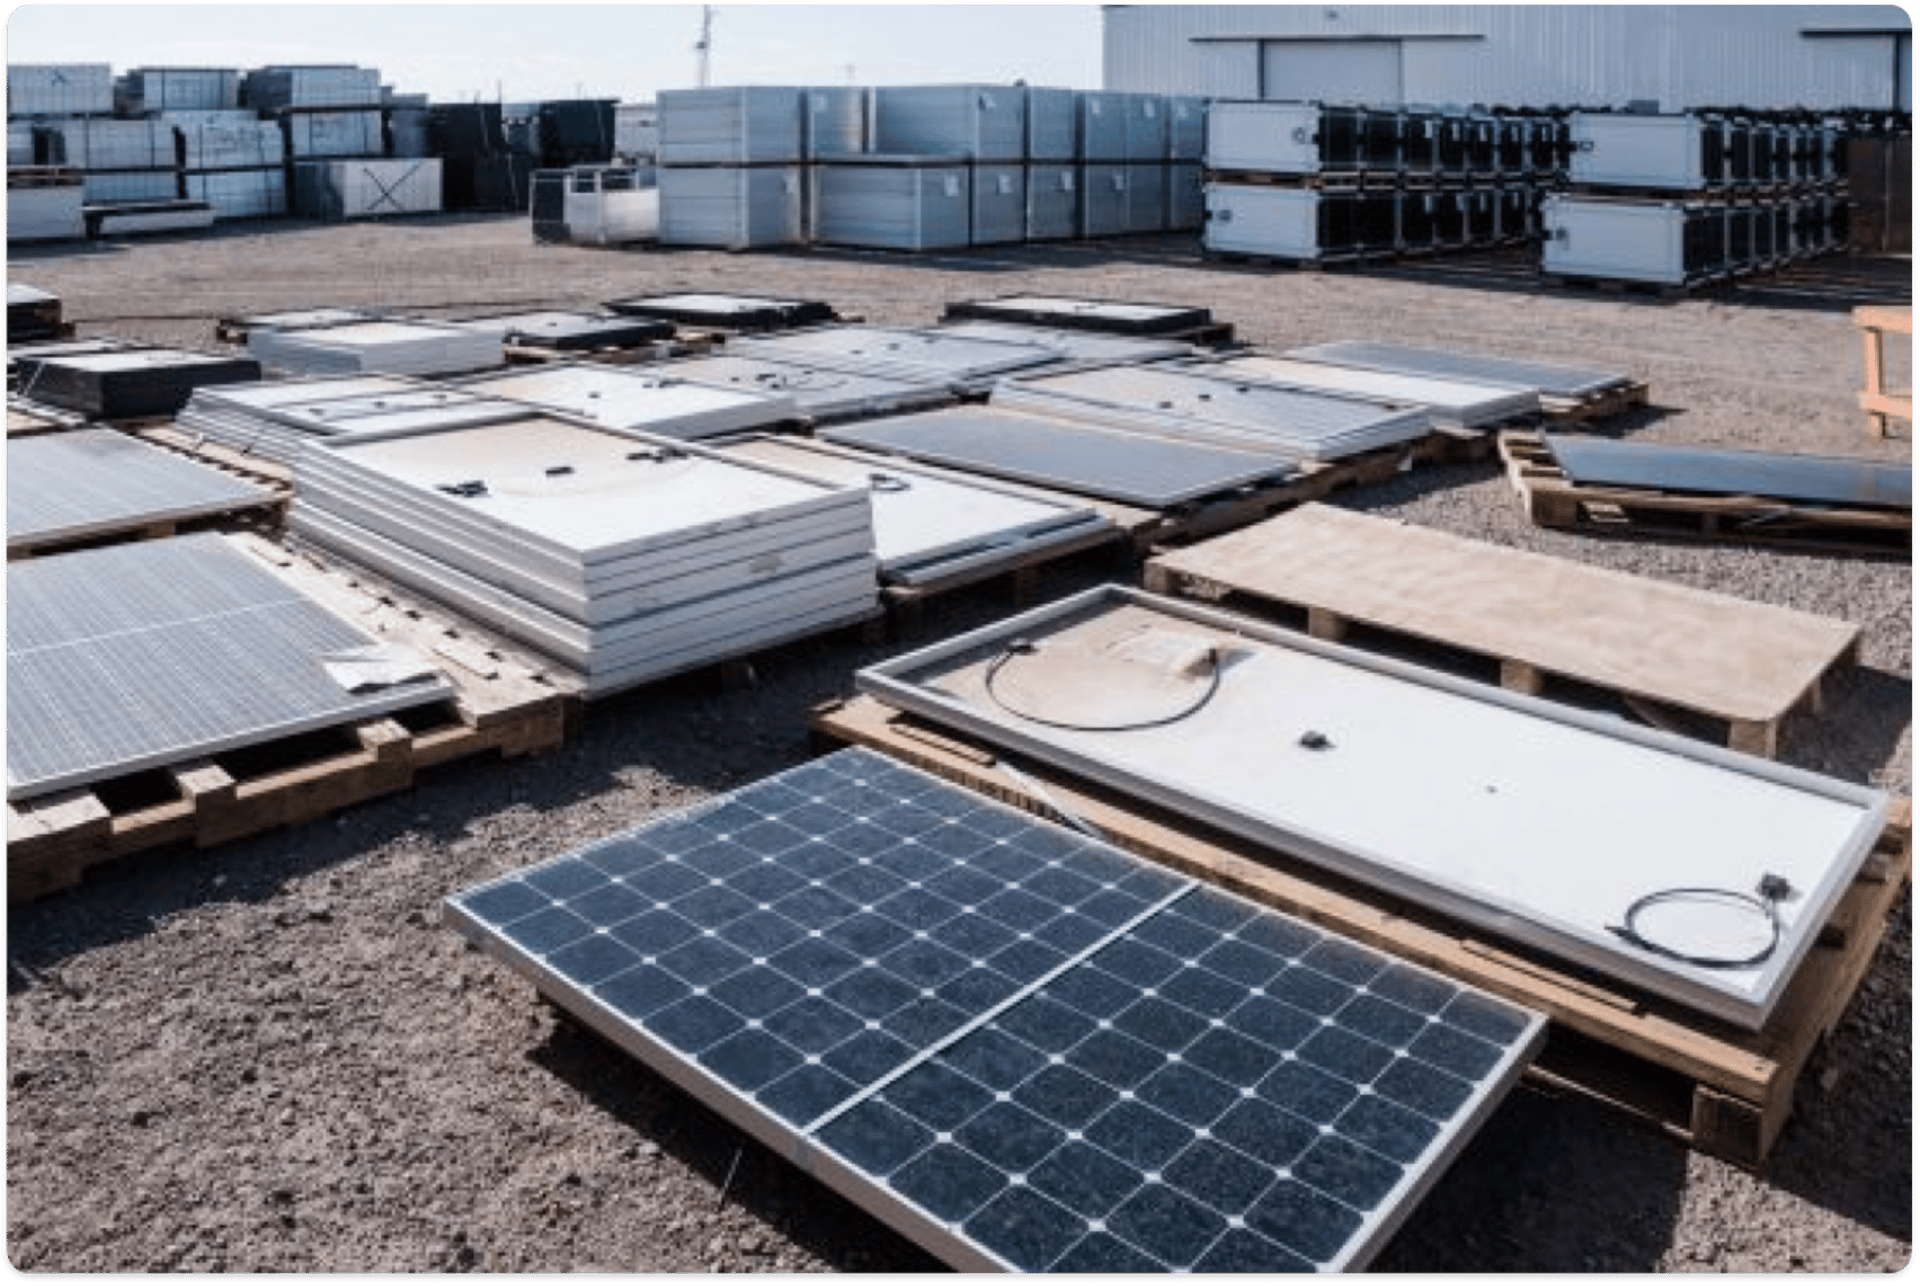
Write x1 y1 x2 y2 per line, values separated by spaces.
1203 101 1566 264
1543 110 1858 289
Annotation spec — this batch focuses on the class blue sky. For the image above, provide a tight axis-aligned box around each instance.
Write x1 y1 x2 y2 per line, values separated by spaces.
4 4 1106 102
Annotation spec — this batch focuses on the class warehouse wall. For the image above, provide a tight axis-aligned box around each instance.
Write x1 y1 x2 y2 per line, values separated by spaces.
1103 5 1911 110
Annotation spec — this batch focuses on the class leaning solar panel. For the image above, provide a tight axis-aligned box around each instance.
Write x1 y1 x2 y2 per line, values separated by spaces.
8 534 453 801
8 429 274 550
446 748 1545 1272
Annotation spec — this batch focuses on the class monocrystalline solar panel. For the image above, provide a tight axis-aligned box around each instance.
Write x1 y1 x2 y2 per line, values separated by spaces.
8 429 273 547
1543 434 1912 511
8 534 454 801
446 748 1545 1272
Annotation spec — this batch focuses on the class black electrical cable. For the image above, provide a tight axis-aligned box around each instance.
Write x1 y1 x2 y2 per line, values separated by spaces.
981 639 1223 733
1605 875 1791 970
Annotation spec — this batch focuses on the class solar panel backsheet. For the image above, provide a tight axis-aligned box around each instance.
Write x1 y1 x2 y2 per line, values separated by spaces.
447 748 1544 1272
8 534 454 801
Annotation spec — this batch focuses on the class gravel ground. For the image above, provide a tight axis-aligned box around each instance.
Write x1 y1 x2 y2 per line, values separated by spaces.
7 218 1911 1272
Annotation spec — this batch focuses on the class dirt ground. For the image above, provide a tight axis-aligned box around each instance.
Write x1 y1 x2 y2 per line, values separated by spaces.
6 217 1912 1272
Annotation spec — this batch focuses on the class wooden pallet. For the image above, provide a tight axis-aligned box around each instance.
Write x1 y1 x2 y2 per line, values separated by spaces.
503 330 726 368
7 535 577 904
1142 503 1862 759
6 401 86 437
880 521 1132 639
1854 304 1911 439
1500 430 1911 554
810 693 1912 1170
133 422 296 488
1149 428 1495 548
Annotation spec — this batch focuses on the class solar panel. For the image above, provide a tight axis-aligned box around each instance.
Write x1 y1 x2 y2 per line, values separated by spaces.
941 296 1213 336
446 748 1545 1272
820 408 1297 509
8 534 454 801
602 293 839 332
8 429 273 547
1543 434 1911 511
1284 341 1629 402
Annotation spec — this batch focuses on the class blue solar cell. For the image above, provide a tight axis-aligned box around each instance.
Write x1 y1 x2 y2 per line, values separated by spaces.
446 748 1542 1273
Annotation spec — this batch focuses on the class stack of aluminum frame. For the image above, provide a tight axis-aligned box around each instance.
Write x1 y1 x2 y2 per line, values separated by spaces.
935 319 1192 374
12 348 261 418
993 365 1433 463
8 429 273 551
1122 92 1170 233
733 325 1061 395
242 66 382 110
291 414 880 696
803 87 869 158
8 122 33 166
821 406 1298 509
613 101 659 162
8 534 455 803
1024 162 1079 239
282 111 385 159
969 162 1026 245
1077 91 1135 238
809 158 972 250
658 87 804 164
1198 353 1540 432
37 118 180 204
657 165 803 248
293 159 441 219
1025 87 1077 162
175 377 527 466
248 319 499 377
117 67 240 114
7 64 113 116
712 434 1113 587
651 354 955 423
450 363 800 438
871 85 1027 161
7 170 85 243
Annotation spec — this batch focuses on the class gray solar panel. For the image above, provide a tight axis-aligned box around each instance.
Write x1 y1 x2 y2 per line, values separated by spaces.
8 429 273 547
820 409 1296 509
8 534 454 801
1285 341 1630 402
1543 434 1912 511
446 748 1545 1272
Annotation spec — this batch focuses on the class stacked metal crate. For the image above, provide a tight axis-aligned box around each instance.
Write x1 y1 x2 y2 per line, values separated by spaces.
1201 101 1567 264
115 67 240 115
1543 110 1855 289
656 87 807 249
245 65 440 220
431 103 530 212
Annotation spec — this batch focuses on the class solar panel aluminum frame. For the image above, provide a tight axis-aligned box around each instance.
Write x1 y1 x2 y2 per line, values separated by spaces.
443 751 1547 1272
857 585 1889 1030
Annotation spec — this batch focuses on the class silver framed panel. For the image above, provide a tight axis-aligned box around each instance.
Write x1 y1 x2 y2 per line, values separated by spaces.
856 586 1889 1031
648 354 955 424
8 429 273 547
8 534 453 801
733 326 1060 394
1284 340 1632 403
449 363 798 439
1196 354 1540 431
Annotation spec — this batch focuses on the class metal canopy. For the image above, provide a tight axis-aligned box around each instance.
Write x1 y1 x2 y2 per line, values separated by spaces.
713 435 1112 586
1544 434 1912 511
1286 340 1631 401
447 747 1544 1272
8 534 453 801
820 408 1296 509
450 363 798 439
942 295 1213 335
993 366 1432 463
8 429 272 547
857 587 1887 1030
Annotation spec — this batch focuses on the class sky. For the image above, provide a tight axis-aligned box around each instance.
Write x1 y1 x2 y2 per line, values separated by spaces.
3 3 1106 103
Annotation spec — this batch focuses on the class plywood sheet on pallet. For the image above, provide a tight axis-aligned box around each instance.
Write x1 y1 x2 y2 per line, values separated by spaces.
1144 503 1861 751
809 693 1911 1169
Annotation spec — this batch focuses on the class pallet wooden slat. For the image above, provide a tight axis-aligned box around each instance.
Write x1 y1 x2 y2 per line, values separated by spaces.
1142 502 1862 756
1499 429 1911 554
1854 303 1912 439
808 694 1910 1169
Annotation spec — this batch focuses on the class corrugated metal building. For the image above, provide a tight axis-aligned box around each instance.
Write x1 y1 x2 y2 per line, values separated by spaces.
1103 5 1911 110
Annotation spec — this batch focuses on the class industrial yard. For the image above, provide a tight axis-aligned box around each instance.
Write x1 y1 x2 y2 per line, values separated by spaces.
3 210 1911 1271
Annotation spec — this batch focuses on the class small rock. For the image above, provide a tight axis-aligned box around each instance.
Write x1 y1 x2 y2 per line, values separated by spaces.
305 901 333 923
129 1106 154 1127
637 1141 660 1160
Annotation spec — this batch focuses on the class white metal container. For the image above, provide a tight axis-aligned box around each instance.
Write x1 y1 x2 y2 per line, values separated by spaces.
810 160 972 251
293 159 442 220
1024 163 1078 239
562 167 659 244
1203 183 1320 258
658 87 803 165
1568 112 1724 190
872 84 1026 161
1542 194 1724 285
658 165 804 249
1204 100 1322 173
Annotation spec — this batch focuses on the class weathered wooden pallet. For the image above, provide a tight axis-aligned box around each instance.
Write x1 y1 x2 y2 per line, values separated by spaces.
6 401 86 437
6 535 578 904
1141 503 1862 759
1500 430 1911 554
503 330 726 367
809 693 1912 1171
133 422 297 487
1540 379 1652 423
